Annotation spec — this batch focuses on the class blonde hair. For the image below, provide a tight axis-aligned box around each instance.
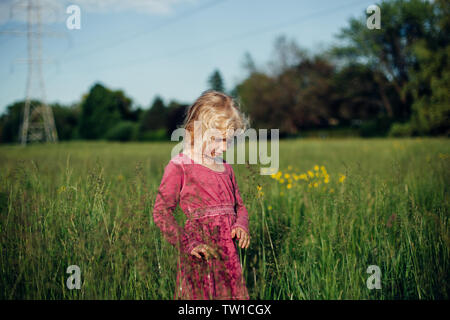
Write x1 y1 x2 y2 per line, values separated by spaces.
182 90 249 149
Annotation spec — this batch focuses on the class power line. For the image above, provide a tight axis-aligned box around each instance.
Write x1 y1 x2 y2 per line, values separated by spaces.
59 0 368 75
56 0 228 63
36 0 369 109
1 0 72 79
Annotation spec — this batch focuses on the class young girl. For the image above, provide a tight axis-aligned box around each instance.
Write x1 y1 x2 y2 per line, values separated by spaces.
153 90 251 300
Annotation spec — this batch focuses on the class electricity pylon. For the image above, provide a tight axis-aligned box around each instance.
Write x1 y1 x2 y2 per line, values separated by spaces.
21 0 59 144
2 0 60 145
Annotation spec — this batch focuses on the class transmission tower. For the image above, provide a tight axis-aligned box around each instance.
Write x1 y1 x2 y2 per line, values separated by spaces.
3 0 61 145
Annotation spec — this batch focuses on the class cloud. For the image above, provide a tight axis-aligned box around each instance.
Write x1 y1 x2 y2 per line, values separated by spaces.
0 0 199 25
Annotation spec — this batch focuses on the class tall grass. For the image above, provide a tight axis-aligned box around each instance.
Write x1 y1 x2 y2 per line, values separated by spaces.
0 138 448 299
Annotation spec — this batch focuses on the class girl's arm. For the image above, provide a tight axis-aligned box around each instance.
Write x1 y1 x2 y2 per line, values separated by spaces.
153 160 203 254
229 165 249 234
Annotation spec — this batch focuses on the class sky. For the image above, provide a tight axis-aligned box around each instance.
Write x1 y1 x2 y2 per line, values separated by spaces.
0 0 376 114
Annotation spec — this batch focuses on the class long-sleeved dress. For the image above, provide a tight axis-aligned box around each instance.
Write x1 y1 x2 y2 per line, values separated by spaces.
152 152 250 300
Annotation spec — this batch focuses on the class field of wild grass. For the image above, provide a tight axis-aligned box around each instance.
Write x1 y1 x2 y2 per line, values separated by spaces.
0 138 448 299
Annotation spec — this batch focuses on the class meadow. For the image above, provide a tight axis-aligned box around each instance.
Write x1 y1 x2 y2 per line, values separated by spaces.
0 138 448 299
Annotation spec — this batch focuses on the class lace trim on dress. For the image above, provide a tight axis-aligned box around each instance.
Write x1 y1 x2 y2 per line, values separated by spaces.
186 204 236 220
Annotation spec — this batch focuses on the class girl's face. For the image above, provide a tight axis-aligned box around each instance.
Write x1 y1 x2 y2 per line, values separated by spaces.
205 131 233 157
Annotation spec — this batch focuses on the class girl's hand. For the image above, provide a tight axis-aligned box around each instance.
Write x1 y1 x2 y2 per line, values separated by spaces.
231 227 250 249
190 244 219 260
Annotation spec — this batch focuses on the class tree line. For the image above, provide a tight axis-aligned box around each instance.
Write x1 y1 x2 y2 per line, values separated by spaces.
0 0 448 143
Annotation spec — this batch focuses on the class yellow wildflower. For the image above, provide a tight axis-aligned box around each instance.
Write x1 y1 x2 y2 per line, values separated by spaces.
339 174 346 183
308 171 314 178
287 183 292 189
314 165 319 171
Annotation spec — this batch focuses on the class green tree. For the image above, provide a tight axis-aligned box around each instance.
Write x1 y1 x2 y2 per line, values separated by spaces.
236 36 339 135
0 100 81 143
78 82 132 139
393 42 450 135
401 0 450 135
241 51 257 75
139 96 167 132
51 103 80 140
114 89 137 121
207 69 225 92
138 96 168 140
334 0 439 120
331 63 394 122
166 100 188 138
0 101 27 143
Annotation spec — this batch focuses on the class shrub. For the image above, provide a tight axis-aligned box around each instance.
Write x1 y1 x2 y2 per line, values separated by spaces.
359 115 394 137
104 121 138 141
138 128 168 141
388 122 413 137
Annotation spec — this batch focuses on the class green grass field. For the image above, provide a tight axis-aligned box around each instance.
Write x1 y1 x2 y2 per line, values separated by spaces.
0 138 448 299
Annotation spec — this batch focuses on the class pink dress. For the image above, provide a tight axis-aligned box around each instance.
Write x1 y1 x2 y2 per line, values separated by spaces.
152 152 250 300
